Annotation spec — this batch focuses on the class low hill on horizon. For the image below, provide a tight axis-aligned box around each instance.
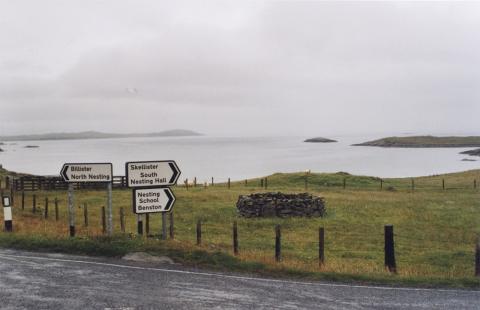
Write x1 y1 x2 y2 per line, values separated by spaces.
304 137 337 143
0 129 202 142
353 135 480 148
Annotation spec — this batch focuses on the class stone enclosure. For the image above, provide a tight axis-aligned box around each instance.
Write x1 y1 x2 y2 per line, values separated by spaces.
236 192 326 218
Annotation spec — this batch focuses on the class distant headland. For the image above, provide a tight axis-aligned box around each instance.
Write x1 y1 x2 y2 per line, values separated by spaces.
460 148 480 157
0 130 202 142
353 136 480 148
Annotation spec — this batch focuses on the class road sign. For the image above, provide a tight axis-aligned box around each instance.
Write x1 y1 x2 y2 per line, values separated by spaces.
132 187 176 214
61 163 113 183
126 161 180 188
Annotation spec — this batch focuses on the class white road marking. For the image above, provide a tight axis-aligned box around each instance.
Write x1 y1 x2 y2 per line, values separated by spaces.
0 252 478 294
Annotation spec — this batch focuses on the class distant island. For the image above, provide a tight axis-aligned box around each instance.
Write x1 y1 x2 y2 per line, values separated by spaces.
460 148 480 157
353 136 480 148
0 129 202 142
304 137 337 143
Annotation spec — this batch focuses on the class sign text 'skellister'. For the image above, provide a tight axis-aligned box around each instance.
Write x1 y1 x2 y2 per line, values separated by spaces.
61 163 113 183
126 161 180 187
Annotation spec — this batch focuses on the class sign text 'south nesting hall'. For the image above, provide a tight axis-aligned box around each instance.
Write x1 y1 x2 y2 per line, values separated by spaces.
126 161 180 187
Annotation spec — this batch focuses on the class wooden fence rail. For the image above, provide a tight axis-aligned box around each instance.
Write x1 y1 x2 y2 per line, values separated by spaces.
12 176 128 191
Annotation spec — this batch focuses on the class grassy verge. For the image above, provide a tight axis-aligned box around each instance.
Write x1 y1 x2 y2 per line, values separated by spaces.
0 168 479 288
0 233 478 289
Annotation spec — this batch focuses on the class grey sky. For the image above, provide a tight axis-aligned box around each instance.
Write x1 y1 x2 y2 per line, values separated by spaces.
1 1 479 136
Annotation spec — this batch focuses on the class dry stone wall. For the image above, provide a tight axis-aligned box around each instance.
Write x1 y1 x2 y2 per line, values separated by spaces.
236 192 326 218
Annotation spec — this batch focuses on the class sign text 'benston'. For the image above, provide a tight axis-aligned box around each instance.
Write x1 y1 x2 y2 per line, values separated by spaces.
133 187 176 214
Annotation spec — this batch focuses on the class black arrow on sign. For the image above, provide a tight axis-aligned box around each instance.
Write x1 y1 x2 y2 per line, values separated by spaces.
164 188 175 212
61 165 70 181
168 162 180 184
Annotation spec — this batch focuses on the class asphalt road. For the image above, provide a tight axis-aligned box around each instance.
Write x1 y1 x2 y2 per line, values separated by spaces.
0 249 479 309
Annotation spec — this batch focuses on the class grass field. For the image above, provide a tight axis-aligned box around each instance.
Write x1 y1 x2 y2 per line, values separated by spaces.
0 168 479 287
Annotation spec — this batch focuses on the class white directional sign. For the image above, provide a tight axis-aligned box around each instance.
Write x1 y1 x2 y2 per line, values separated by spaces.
126 161 181 188
132 187 176 214
61 163 113 183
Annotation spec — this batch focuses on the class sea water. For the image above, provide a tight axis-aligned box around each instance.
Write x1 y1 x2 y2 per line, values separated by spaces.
0 135 478 181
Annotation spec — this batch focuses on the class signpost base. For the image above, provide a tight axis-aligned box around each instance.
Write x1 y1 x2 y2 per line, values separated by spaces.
137 215 143 235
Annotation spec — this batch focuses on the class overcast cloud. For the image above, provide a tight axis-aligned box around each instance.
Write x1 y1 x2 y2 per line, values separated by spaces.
1 1 479 136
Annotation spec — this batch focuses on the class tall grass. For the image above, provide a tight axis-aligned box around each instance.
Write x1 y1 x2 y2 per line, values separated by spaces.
1 168 479 286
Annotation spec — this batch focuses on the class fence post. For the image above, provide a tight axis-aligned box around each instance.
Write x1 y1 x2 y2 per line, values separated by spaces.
32 194 36 213
169 212 174 239
275 225 281 262
10 186 14 206
211 177 214 186
475 236 480 277
474 179 477 189
21 191 25 210
54 197 59 221
228 178 231 189
101 206 106 234
194 177 197 187
233 221 238 255
384 225 397 273
265 177 268 189
145 213 150 235
319 227 325 266
380 179 383 190
44 197 49 219
83 203 88 227
120 207 125 233
185 179 189 191
442 179 445 190
260 178 264 188
196 220 202 245
411 179 415 192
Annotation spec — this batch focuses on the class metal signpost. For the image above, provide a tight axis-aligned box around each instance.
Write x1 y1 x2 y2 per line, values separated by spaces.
126 161 180 238
60 163 113 237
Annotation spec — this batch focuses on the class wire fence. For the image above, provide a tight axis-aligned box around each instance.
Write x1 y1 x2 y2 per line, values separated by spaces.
3 172 480 192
